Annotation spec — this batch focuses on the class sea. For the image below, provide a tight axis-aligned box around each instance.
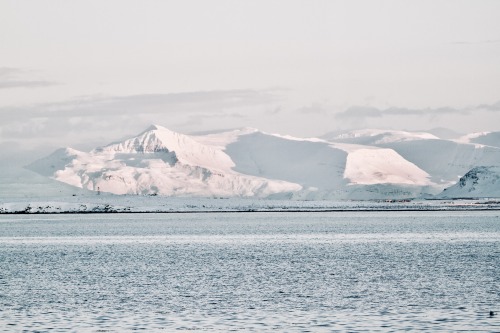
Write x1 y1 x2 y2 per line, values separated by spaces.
0 211 499 332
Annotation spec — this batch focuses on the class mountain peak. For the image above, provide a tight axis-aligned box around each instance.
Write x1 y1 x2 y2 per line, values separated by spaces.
27 124 500 199
95 125 178 154
145 124 169 132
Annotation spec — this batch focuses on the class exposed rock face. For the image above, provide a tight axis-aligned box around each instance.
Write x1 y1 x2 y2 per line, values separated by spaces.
438 166 500 198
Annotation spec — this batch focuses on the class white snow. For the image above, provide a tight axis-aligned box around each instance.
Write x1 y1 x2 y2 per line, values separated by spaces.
191 127 259 149
28 125 301 197
1 195 499 214
343 148 431 186
325 129 439 145
377 140 500 186
457 131 492 143
438 166 500 198
457 131 500 148
24 125 500 199
97 124 235 172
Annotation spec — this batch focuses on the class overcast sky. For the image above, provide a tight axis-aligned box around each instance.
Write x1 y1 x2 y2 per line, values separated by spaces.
1 0 500 157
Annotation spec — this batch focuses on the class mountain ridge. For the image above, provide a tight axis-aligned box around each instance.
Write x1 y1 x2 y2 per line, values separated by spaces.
27 125 500 199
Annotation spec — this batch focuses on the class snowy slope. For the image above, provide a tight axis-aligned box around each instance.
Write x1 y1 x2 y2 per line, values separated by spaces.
27 125 500 199
457 131 500 148
321 129 500 188
0 165 91 199
28 125 301 197
376 140 500 187
223 132 348 190
97 125 235 172
322 129 439 145
425 128 462 140
340 146 431 186
437 166 500 198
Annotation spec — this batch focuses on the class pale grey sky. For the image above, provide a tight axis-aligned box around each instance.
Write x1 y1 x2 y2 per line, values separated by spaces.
1 0 500 155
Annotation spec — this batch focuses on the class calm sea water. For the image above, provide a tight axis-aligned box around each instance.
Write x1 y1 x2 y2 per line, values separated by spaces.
0 211 499 332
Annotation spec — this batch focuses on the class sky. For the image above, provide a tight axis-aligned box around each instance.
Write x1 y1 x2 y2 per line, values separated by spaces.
1 0 500 160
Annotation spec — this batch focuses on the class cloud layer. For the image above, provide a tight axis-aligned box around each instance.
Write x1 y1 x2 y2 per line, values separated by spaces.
335 102 500 120
0 67 56 89
0 89 282 151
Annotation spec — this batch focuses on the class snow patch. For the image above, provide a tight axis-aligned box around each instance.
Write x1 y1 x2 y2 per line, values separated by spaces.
344 148 431 185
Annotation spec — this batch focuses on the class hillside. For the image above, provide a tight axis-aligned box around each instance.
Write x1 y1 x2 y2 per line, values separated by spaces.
27 125 301 198
437 166 500 198
325 129 500 188
458 131 500 148
26 126 500 199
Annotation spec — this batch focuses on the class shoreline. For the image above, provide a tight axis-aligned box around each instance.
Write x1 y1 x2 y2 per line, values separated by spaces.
2 209 500 214
2 202 500 214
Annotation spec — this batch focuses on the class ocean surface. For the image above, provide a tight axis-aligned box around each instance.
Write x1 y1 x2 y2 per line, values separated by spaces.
0 211 499 332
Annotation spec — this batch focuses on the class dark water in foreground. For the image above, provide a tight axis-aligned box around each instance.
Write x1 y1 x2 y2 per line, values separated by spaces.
0 211 499 332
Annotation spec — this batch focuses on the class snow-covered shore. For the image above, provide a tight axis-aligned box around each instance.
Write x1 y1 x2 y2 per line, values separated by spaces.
1 195 499 213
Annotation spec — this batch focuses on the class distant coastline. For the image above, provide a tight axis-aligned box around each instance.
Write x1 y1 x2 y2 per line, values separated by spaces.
2 197 499 214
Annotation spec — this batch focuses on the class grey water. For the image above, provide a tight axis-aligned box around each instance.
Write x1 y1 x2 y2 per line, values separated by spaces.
0 211 499 332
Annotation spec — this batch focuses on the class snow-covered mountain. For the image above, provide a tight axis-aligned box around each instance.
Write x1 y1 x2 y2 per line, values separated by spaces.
27 125 500 199
437 166 500 198
323 129 500 189
28 125 300 198
457 131 500 148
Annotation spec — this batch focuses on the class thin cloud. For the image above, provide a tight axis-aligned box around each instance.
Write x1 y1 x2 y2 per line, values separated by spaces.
177 112 246 129
0 80 56 89
0 89 281 148
0 67 56 89
335 102 500 120
0 89 280 120
335 106 382 119
476 100 500 111
297 103 327 115
451 39 500 45
0 68 21 77
267 106 281 115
